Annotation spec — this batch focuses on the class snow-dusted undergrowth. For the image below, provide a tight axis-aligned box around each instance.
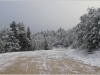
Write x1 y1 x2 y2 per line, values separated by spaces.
65 47 100 67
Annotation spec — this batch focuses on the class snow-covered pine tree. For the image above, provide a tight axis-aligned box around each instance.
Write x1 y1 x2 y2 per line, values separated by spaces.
27 26 31 40
10 21 18 39
0 39 5 53
17 23 31 51
32 38 36 50
44 37 49 50
46 36 52 49
74 7 100 52
0 27 21 52
86 8 100 52
5 30 21 52
27 26 33 51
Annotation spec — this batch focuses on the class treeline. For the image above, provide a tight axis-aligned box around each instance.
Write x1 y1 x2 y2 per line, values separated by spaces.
0 21 57 53
0 7 100 53
33 27 68 49
0 22 33 53
33 7 100 53
0 21 71 53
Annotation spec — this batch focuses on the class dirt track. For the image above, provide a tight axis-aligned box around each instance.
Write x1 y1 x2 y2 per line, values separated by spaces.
0 49 100 74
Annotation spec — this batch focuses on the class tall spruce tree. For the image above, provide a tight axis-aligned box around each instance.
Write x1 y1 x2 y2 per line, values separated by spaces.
9 21 21 52
27 26 33 50
27 26 31 40
10 21 18 39
44 37 49 50
17 23 31 51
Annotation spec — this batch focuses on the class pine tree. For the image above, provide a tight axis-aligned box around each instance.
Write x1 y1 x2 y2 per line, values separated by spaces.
44 38 49 50
0 39 5 53
5 31 21 52
27 26 31 40
10 21 18 39
17 23 31 51
27 26 33 51
74 7 100 52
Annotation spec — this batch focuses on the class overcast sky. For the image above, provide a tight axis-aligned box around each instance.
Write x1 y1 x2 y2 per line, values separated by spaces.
0 1 100 33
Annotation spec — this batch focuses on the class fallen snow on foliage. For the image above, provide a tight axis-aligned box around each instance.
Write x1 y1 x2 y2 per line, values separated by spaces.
66 47 100 67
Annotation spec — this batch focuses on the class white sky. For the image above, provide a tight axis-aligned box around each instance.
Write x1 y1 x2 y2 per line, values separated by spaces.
0 1 100 33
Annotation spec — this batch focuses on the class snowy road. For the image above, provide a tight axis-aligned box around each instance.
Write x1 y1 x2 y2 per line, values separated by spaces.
0 48 100 74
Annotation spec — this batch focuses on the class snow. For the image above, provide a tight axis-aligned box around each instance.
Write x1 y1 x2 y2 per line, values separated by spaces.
0 50 58 71
65 47 100 67
98 21 100 25
0 48 100 72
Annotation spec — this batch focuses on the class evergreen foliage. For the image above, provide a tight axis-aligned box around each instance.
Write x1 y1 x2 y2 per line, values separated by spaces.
10 21 18 38
44 38 49 50
17 23 31 51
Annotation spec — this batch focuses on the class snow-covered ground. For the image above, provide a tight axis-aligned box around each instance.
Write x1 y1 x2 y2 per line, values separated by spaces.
0 49 67 72
65 47 100 67
0 48 100 74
